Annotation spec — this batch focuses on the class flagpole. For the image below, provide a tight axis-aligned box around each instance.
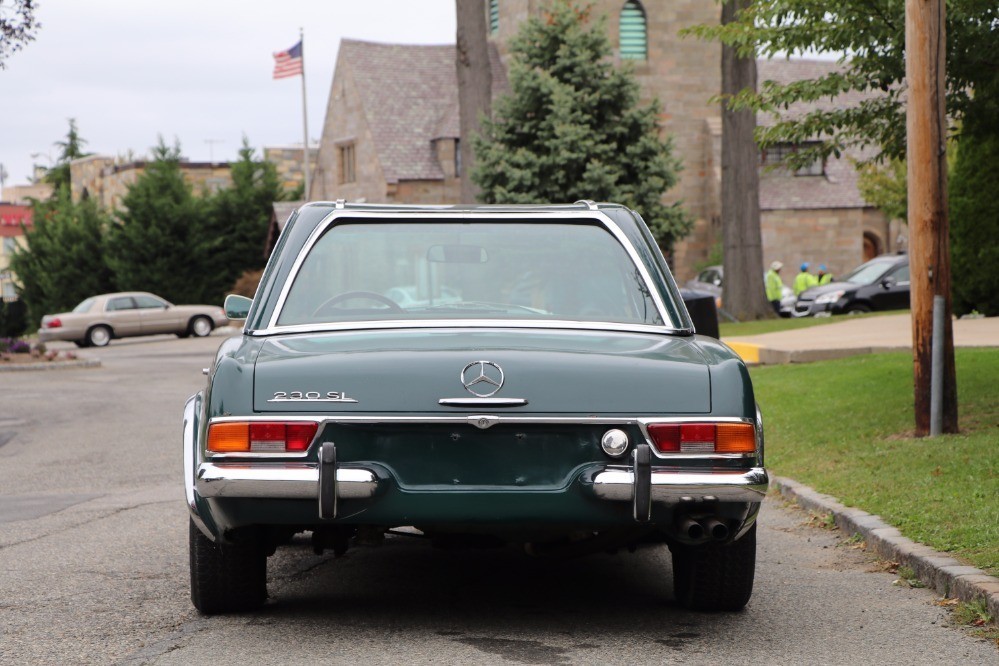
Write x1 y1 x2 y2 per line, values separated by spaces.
299 27 311 201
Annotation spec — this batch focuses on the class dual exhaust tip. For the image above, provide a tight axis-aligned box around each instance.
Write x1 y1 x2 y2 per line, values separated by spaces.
678 517 730 542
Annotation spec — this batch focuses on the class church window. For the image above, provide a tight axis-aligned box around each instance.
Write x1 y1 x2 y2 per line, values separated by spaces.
489 0 499 35
339 144 356 184
620 1 647 60
760 142 825 176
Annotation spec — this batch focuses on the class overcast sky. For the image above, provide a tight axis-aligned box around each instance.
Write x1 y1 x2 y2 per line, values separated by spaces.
0 0 456 193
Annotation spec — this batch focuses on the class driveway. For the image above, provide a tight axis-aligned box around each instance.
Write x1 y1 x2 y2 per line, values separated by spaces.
725 313 998 364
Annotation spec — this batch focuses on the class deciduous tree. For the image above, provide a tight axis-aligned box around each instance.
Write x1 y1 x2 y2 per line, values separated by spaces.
0 0 38 68
686 0 999 164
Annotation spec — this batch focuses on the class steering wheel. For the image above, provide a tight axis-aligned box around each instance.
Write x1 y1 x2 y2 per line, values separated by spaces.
312 291 404 317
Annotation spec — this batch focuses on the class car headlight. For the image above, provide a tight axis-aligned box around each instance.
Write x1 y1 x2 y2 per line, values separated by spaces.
814 290 845 304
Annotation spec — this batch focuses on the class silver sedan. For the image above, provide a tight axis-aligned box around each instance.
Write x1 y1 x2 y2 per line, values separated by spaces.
38 292 229 347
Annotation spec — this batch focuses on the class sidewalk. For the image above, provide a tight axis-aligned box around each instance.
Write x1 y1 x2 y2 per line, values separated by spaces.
724 313 999 364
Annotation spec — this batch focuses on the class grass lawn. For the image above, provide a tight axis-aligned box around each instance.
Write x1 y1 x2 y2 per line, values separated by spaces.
720 309 906 338
751 348 999 575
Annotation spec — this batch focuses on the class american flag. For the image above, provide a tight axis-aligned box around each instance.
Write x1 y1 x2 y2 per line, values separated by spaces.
273 40 304 79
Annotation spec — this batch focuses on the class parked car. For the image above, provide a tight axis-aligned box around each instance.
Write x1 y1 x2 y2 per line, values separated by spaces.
185 201 768 614
39 292 228 347
685 264 796 317
793 253 910 317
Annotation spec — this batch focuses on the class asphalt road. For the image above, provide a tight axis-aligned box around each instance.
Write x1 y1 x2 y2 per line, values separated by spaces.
1 334 995 665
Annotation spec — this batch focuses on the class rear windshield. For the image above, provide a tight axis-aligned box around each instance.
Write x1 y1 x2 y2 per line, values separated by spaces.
73 298 96 313
276 221 664 326
843 259 895 285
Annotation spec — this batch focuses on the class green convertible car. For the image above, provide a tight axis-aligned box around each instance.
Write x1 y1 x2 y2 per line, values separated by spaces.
184 201 768 614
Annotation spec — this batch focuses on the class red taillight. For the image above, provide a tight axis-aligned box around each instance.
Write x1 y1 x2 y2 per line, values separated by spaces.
647 424 680 452
46 317 62 328
647 422 755 454
208 421 318 453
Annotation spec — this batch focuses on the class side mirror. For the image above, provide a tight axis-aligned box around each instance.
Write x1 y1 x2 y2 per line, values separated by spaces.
224 294 253 320
880 277 895 289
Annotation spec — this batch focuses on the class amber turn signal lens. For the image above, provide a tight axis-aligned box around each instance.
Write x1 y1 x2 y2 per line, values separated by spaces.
715 423 756 453
207 422 250 452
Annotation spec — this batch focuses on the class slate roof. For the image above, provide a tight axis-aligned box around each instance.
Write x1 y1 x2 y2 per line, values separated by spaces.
755 58 878 211
339 40 508 184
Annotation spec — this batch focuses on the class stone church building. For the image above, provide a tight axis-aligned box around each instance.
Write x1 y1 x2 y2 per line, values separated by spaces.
309 0 898 281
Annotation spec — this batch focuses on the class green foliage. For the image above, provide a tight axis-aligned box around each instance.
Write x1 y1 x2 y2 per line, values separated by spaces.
199 138 288 303
42 119 89 194
472 0 691 251
0 299 28 337
104 138 210 304
8 191 116 326
855 158 906 222
949 130 999 316
685 0 999 166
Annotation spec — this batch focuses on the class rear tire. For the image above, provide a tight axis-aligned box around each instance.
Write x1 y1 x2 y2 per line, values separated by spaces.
74 339 90 348
189 519 267 614
86 325 112 347
671 523 756 612
189 316 213 338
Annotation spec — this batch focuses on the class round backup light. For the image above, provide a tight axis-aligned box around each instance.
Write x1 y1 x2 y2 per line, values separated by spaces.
601 429 630 457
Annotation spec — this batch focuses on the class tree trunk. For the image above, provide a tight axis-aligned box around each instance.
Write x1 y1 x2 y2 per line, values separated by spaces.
456 0 492 204
720 0 773 321
905 0 957 435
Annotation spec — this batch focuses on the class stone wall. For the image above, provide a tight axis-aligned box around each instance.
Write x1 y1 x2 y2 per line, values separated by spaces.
264 146 318 194
761 207 893 279
69 159 232 210
312 57 388 204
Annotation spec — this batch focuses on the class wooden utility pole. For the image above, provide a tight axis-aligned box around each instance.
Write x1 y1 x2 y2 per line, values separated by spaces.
455 0 492 203
720 0 773 321
906 0 957 435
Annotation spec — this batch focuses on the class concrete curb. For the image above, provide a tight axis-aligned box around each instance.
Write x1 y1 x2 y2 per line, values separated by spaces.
773 476 999 622
0 358 101 372
724 342 913 365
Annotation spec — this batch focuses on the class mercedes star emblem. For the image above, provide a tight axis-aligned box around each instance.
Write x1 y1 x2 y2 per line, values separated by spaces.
460 361 505 397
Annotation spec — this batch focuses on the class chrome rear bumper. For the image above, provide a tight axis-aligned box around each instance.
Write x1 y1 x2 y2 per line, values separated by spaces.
196 463 378 500
591 467 769 503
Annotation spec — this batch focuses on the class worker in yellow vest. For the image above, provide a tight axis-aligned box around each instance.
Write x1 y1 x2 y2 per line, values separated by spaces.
817 264 834 285
793 262 816 296
765 261 785 314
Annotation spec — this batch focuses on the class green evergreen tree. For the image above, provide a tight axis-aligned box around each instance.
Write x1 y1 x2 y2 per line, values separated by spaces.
8 191 115 327
43 118 89 194
472 1 691 251
200 138 287 302
105 138 209 304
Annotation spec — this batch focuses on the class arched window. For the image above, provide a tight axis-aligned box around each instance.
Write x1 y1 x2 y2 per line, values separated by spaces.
619 1 647 60
489 0 499 35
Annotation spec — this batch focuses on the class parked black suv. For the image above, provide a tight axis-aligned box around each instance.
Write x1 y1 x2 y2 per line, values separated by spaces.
793 253 909 317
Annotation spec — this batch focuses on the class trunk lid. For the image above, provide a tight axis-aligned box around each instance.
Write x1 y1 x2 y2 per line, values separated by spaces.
252 328 710 414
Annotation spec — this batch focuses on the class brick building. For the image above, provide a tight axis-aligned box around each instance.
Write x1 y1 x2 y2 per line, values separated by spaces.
310 0 894 280
0 204 32 301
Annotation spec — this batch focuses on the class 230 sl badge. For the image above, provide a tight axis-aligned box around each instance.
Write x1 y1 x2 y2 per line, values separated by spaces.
268 391 358 403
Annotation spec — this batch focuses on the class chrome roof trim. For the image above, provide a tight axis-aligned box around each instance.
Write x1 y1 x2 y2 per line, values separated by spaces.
262 208 681 333
248 319 684 337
